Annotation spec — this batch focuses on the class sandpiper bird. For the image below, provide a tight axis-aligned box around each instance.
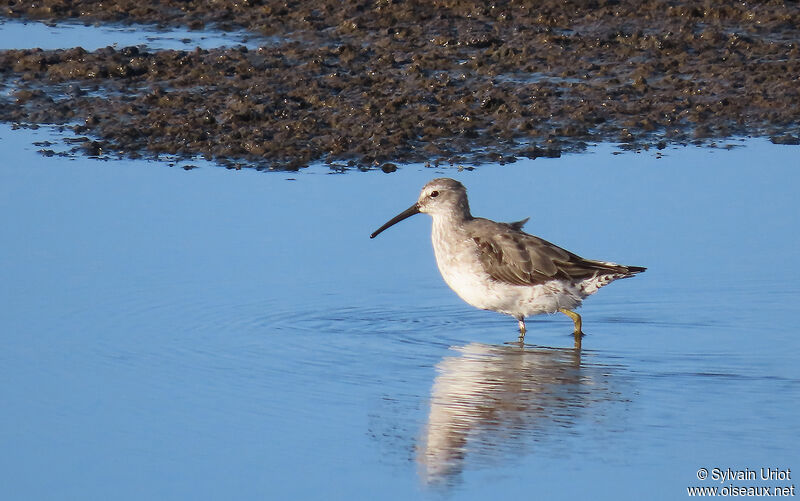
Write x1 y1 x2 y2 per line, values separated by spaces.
370 178 645 342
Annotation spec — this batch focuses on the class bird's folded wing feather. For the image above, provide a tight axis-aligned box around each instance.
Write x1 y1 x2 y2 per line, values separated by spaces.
469 220 630 286
506 217 529 231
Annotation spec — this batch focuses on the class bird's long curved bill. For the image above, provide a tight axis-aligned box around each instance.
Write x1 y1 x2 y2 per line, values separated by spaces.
370 203 421 239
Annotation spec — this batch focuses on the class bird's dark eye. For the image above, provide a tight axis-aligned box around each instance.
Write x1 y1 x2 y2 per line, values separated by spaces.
430 190 439 198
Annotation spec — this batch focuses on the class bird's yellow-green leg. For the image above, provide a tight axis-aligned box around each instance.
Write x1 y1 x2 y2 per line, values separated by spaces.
573 332 582 351
517 317 526 343
559 308 583 336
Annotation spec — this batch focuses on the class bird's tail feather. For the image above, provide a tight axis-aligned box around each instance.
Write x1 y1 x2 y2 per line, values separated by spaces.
585 260 646 277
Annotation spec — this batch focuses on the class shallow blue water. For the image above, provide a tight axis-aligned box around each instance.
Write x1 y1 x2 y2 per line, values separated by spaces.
1 122 798 499
0 18 268 50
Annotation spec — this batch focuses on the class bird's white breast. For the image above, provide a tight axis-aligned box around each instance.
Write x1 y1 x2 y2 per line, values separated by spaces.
431 219 493 308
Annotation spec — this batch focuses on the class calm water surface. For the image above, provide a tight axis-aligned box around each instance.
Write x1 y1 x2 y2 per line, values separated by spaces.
0 18 269 50
1 123 798 499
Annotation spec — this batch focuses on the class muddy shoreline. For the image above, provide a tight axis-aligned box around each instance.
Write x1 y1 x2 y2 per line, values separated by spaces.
1 1 799 170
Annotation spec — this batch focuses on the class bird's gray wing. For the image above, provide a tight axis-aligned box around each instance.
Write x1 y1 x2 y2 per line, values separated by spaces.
506 217 529 231
469 219 634 286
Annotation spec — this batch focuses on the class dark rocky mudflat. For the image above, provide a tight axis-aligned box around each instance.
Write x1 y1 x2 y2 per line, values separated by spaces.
1 0 799 170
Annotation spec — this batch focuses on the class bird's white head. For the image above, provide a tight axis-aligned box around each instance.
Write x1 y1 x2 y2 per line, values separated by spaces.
370 178 471 239
416 178 471 218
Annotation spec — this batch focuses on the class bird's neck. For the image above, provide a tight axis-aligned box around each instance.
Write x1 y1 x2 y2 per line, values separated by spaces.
431 205 472 234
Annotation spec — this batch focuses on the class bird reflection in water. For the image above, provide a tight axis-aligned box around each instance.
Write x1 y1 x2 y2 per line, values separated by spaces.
419 339 621 485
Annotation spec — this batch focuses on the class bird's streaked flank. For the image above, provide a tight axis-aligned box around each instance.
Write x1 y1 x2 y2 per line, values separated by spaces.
370 178 645 343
